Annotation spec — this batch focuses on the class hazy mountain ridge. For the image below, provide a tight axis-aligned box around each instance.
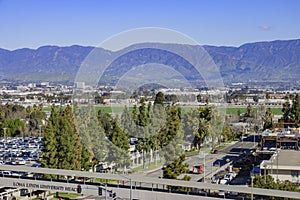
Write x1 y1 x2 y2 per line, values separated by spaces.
204 39 300 81
1 39 300 83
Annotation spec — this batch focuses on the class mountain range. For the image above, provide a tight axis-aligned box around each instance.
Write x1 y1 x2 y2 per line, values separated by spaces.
1 39 300 84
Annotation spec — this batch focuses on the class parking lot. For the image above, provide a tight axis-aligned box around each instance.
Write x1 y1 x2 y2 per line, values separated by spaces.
0 137 42 167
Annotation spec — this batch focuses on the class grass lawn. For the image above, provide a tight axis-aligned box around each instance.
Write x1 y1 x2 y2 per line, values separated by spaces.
95 105 133 114
44 105 283 116
185 150 200 156
214 144 227 151
130 158 165 173
94 105 283 116
43 192 81 200
222 107 282 115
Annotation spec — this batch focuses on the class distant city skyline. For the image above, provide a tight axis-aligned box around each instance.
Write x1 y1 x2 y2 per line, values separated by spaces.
0 0 299 50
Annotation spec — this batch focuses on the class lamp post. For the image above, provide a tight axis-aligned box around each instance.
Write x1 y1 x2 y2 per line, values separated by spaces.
276 150 279 181
200 151 206 182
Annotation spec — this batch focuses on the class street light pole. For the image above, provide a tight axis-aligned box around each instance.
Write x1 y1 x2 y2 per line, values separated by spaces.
201 151 206 183
276 150 279 181
204 152 205 183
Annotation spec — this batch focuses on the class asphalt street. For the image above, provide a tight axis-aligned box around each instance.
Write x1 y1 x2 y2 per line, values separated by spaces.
144 135 257 184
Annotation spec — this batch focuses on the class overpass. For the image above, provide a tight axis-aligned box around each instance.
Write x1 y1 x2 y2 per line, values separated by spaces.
0 165 300 199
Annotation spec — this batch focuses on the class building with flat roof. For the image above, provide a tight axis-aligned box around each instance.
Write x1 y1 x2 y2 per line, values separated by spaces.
260 126 300 151
260 150 300 183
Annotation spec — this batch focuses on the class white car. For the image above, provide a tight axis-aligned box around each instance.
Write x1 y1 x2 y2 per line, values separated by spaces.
1 171 12 176
17 159 26 165
224 174 233 181
220 179 228 185
228 171 237 178
218 190 226 196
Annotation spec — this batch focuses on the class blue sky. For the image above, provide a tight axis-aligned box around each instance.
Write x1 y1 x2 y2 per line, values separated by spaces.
0 0 299 50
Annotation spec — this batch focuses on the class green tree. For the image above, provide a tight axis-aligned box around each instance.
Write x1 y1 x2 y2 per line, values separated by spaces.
221 125 235 142
182 109 199 148
41 105 83 172
158 106 184 163
107 118 130 170
246 104 254 118
138 97 149 127
1 119 25 137
263 108 274 130
290 94 300 126
154 91 164 105
27 104 46 135
281 96 291 126
163 154 189 179
74 105 107 168
253 95 259 103
253 175 298 200
120 106 135 136
41 106 59 177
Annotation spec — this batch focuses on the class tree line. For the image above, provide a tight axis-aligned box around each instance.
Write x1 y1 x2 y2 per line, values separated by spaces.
0 91 241 180
0 104 46 137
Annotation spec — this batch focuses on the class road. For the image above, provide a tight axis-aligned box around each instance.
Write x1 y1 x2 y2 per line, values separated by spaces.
219 134 258 155
144 134 257 183
1 171 300 200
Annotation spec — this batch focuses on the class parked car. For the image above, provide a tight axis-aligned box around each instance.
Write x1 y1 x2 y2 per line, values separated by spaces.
218 190 226 197
224 174 233 181
1 171 12 176
220 179 228 185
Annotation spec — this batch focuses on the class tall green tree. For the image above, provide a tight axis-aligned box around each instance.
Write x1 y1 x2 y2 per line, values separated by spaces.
263 108 274 130
281 96 291 126
290 94 300 126
158 106 183 163
74 105 107 168
41 106 83 172
154 91 164 105
120 106 135 136
138 97 149 127
107 118 130 170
